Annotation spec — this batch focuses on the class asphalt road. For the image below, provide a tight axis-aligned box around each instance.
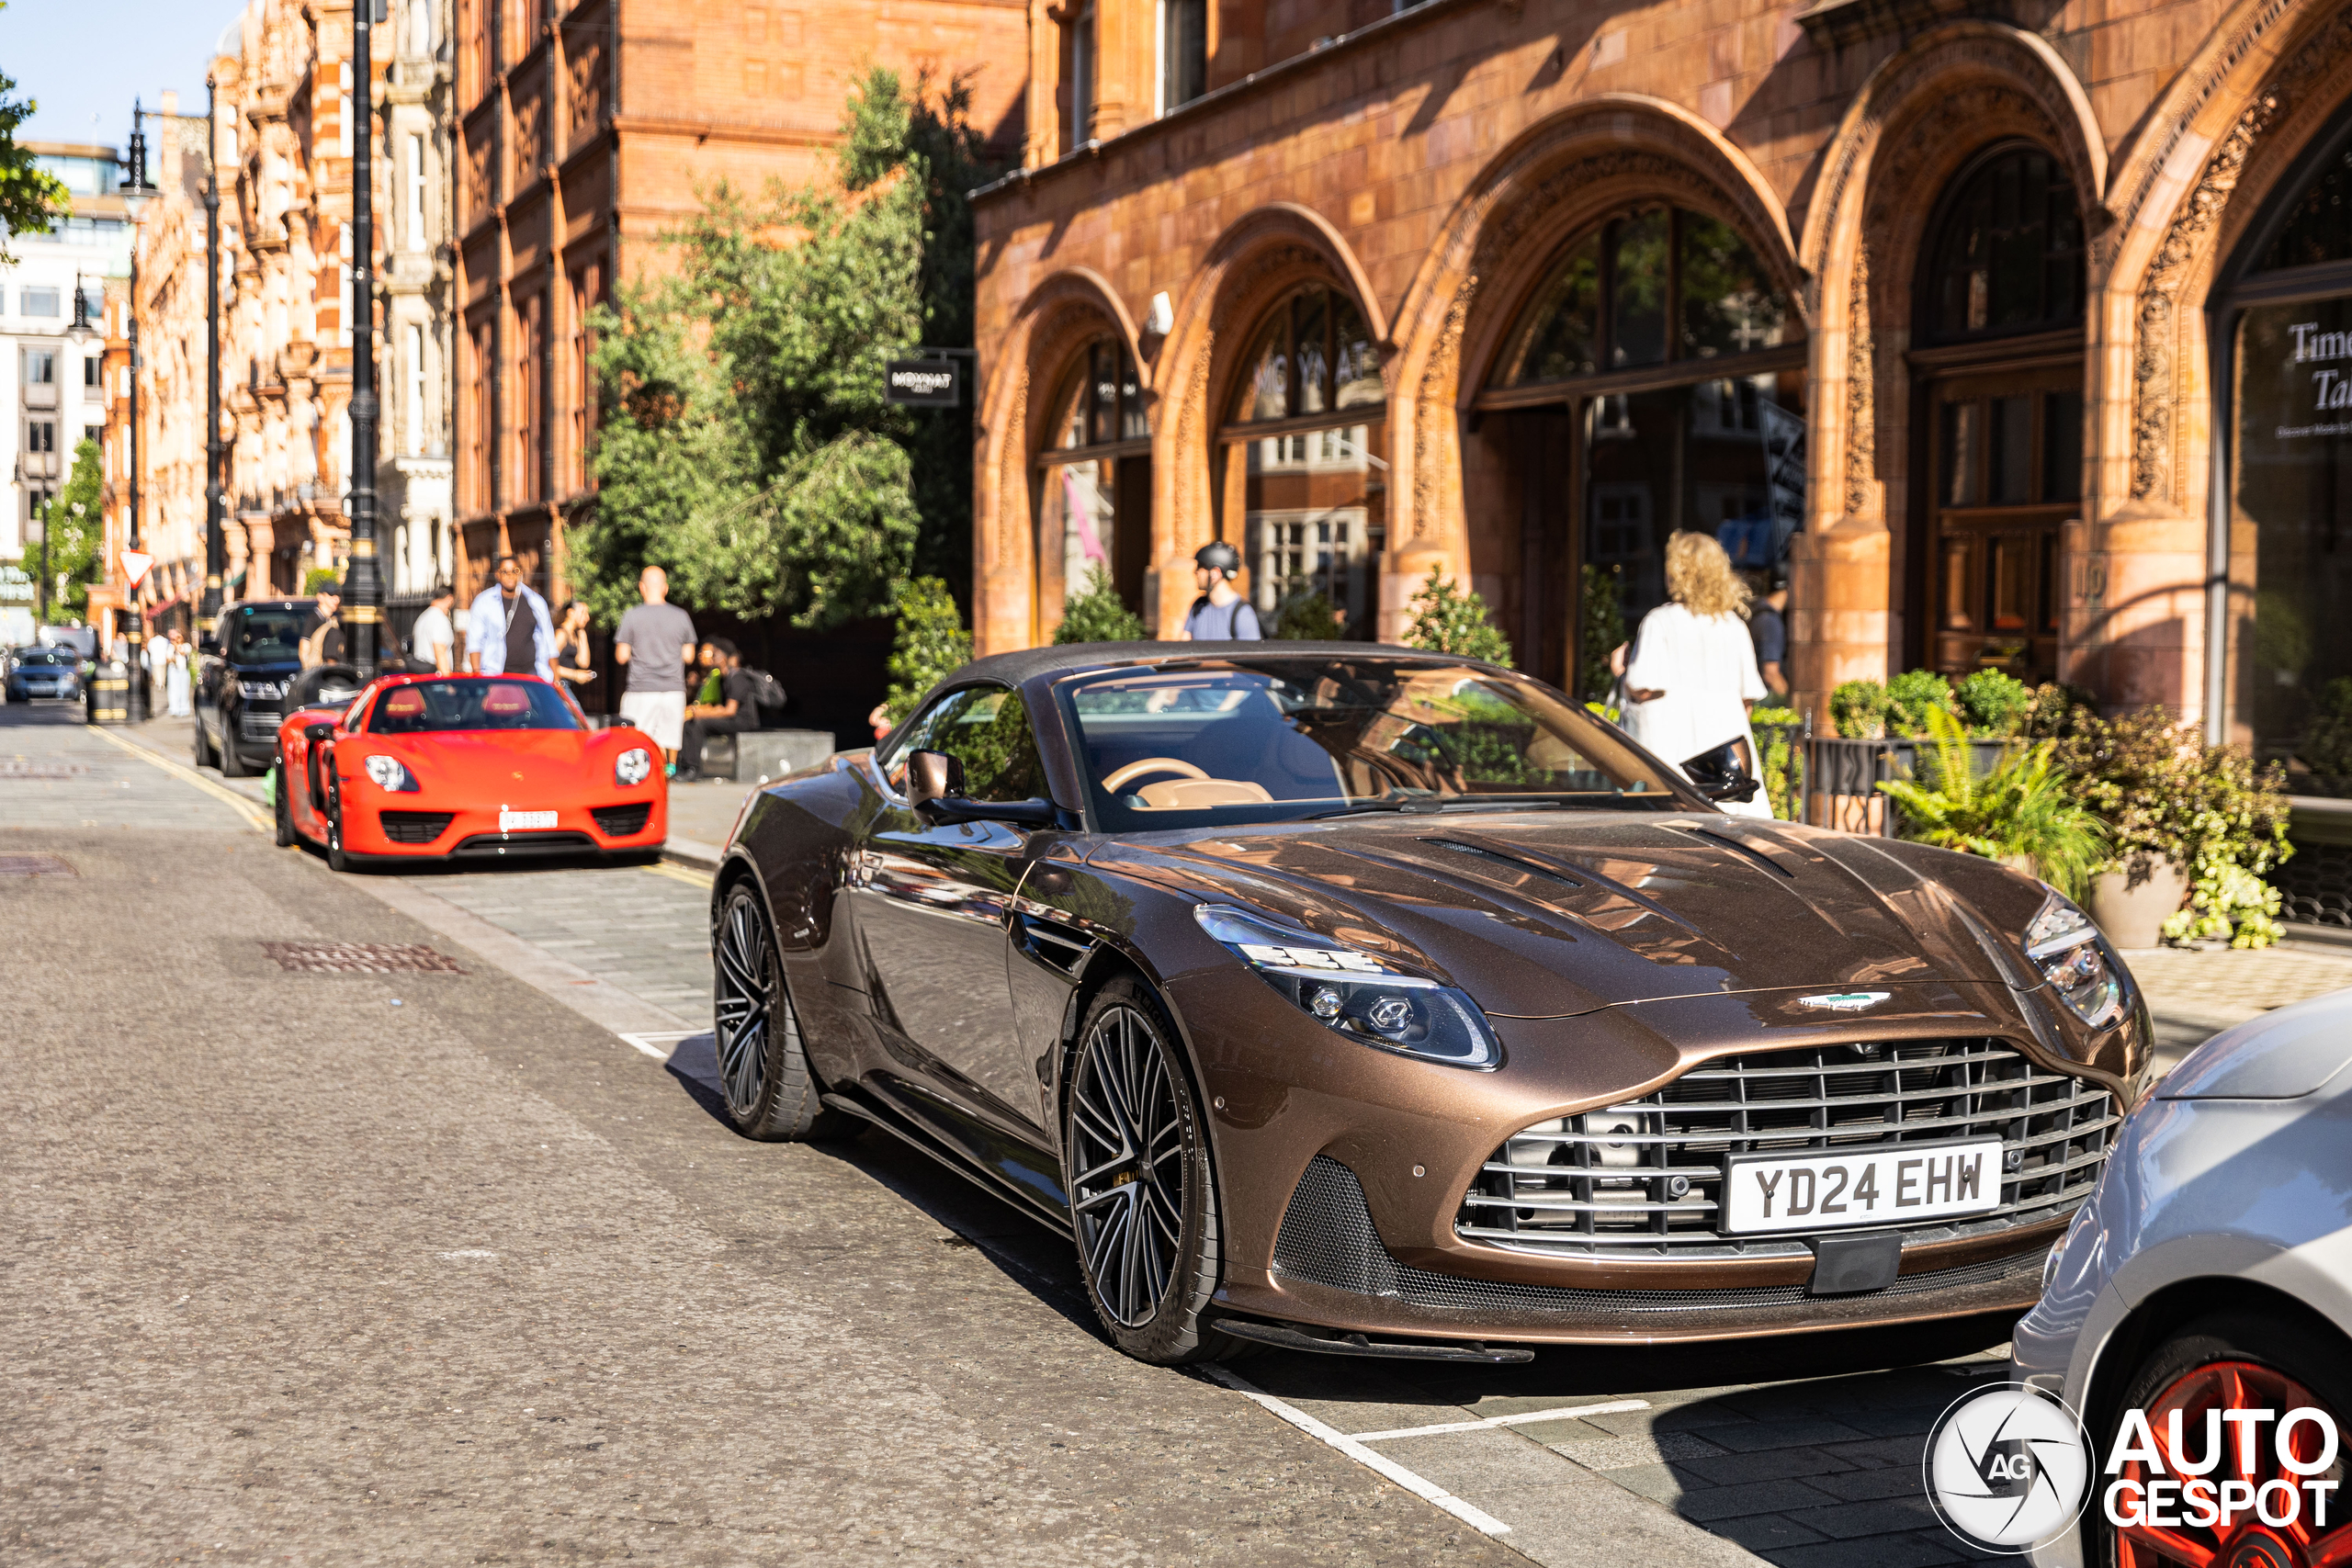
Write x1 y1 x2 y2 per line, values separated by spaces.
4 698 2042 1565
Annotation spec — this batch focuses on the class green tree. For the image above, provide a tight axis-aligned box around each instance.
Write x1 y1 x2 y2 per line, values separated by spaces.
571 68 1001 626
878 574 974 727
1402 570 1513 666
1577 564 1624 700
0 49 70 265
1269 590 1340 640
41 438 102 615
1053 565 1149 644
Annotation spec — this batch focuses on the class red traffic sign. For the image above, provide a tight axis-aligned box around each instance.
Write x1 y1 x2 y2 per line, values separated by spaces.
119 549 153 587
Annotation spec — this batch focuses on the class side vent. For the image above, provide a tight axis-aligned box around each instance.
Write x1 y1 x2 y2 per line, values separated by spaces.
1015 914 1092 977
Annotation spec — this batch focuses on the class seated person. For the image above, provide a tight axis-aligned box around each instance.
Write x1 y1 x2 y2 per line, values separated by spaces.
676 638 760 783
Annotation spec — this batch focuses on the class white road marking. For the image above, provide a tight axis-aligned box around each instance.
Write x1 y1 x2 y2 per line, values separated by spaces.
1198 1363 1513 1538
616 1030 698 1060
1348 1398 1652 1442
437 1250 501 1260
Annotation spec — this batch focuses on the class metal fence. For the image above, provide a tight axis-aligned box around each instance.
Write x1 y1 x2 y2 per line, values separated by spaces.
1774 724 2012 836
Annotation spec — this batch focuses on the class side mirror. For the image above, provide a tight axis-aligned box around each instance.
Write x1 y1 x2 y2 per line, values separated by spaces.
904 749 1057 829
303 722 336 743
1703 775 1761 804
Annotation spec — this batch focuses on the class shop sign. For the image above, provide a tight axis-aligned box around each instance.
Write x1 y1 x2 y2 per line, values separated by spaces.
0 565 32 605
885 359 961 407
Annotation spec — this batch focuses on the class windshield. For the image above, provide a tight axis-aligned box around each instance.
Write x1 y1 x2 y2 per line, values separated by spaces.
368 679 582 734
1060 658 1692 829
18 649 74 666
227 607 307 663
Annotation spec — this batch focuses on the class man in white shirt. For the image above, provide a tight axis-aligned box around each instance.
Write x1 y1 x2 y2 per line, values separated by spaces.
410 584 457 673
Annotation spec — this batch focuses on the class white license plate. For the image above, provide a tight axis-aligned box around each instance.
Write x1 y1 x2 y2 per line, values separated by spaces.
499 808 558 832
1721 1139 2002 1235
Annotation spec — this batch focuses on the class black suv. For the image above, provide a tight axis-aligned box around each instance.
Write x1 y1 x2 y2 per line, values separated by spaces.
196 601 312 777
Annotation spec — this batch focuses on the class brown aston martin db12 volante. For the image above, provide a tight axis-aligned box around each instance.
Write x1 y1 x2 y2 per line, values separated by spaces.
708 644 2148 1364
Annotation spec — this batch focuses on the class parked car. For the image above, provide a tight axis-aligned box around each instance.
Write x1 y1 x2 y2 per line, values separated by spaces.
275 672 665 871
6 646 84 701
2012 991 2352 1568
708 644 2150 1365
195 600 312 777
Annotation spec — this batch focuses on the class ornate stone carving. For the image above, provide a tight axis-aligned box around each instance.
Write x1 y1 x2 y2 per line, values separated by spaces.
1411 280 1474 539
1845 242 1875 517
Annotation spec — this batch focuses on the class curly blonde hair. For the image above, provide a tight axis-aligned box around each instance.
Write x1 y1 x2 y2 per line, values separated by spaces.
1665 530 1752 619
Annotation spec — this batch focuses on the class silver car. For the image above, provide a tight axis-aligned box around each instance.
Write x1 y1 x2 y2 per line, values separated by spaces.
2011 989 2352 1566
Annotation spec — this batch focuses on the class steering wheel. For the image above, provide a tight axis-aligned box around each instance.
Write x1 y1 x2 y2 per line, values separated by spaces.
1102 757 1208 794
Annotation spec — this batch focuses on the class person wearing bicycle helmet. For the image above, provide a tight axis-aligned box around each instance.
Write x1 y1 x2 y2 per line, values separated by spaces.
1180 541 1262 640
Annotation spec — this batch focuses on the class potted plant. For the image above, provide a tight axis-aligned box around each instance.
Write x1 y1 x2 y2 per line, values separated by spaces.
1877 706 2109 898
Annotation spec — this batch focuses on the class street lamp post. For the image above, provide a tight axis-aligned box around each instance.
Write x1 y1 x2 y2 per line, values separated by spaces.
116 102 158 720
202 73 224 630
344 0 386 677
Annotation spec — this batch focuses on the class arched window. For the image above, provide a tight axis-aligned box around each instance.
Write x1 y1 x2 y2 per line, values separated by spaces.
1219 287 1385 637
1469 206 1804 690
1490 208 1792 388
1923 148 2083 344
1912 144 2086 687
1035 337 1148 637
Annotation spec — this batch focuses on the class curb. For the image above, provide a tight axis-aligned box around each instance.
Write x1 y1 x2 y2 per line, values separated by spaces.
663 833 723 873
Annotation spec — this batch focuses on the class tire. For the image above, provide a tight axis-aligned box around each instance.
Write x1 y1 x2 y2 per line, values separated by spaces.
711 882 854 1142
274 763 296 847
2096 1309 2352 1567
218 719 248 777
1062 976 1248 1365
193 718 211 770
324 778 352 874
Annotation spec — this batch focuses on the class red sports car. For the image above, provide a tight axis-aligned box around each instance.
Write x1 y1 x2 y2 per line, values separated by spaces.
274 673 667 870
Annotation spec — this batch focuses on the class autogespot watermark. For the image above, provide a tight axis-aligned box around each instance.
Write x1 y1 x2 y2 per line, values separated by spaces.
1923 1383 2343 1554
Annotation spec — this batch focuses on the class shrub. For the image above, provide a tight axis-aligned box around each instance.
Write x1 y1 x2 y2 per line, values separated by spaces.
1885 669 1960 738
1954 670 2032 737
2298 676 2352 779
1578 564 1625 702
2161 739 2295 948
1878 706 2109 898
1830 679 1889 739
1052 564 1150 645
1752 705 1805 821
876 575 972 728
302 566 342 596
1270 590 1340 641
1402 570 1514 667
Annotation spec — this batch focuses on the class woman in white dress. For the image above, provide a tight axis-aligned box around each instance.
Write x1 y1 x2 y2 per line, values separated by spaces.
1621 531 1771 818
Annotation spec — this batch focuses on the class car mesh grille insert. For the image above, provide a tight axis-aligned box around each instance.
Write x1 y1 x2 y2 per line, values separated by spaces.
1275 1155 2042 1314
591 803 652 836
379 810 455 844
1456 1037 2116 1259
239 710 282 740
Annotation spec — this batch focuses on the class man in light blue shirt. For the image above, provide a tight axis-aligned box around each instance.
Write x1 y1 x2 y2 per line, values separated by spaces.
466 554 556 680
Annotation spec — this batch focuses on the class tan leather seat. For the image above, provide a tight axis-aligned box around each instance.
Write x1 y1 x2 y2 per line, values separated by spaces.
1135 778 1274 809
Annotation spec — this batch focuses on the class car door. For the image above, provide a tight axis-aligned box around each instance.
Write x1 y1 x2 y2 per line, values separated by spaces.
850 682 1056 1153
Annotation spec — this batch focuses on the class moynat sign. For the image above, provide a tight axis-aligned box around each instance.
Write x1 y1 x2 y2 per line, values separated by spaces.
885 359 962 408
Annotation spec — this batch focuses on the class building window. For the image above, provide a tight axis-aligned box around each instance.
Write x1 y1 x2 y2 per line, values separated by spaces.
1061 4 1094 153
406 133 427 251
339 62 355 158
20 288 59 319
1035 337 1148 636
468 318 492 511
82 355 98 387
1219 288 1387 637
1924 148 2083 344
27 420 54 453
1160 0 1206 113
515 292 544 505
406 323 426 457
23 349 54 384
570 256 605 491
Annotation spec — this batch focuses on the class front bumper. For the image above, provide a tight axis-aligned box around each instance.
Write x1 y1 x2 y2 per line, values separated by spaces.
338 795 666 858
1172 974 2143 1346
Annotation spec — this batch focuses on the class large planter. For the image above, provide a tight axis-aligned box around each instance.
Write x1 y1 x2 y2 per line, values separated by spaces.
2087 862 2188 950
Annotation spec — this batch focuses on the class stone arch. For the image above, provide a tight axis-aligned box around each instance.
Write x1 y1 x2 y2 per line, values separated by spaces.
1148 203 1386 638
1789 23 2104 713
1375 96 1802 635
972 266 1144 654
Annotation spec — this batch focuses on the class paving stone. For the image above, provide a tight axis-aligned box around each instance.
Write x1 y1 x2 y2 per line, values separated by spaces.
1704 1418 1875 1452
1782 1496 1946 1539
1805 1466 1939 1502
1706 1513 1832 1552
1669 1479 1844 1521
1675 1444 1856 1486
1543 1427 1730 1470
1815 1434 1928 1470
1762 1530 1977 1567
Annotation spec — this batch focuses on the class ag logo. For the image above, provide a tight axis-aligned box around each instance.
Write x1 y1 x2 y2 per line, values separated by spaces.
1923 1382 2093 1553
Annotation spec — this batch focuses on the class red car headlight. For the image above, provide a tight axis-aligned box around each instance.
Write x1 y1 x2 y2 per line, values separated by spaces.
363 754 419 793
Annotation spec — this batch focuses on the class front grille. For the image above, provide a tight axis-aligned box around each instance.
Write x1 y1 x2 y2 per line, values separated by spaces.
379 810 455 844
239 705 283 740
591 803 652 836
1275 1156 2045 1315
1456 1037 2115 1261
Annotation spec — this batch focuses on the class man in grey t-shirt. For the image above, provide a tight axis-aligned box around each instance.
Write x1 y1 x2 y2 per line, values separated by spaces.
614 565 697 771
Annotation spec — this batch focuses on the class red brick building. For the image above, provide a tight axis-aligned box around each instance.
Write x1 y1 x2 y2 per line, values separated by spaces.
967 0 2352 821
452 0 1029 604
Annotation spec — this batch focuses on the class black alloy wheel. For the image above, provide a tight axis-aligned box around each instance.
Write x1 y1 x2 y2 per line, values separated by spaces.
711 882 853 1142
1062 977 1245 1364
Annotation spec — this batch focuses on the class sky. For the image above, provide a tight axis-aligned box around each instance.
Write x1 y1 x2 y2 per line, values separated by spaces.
4 0 240 152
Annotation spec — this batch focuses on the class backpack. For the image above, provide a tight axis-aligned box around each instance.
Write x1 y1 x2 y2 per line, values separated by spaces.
741 667 787 713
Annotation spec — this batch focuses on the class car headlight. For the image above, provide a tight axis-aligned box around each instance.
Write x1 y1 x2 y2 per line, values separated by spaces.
616 748 652 785
239 680 283 700
2023 889 2123 1028
363 754 419 793
1194 904 1501 1068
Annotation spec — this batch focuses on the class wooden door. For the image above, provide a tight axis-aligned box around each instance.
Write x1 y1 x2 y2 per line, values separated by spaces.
1923 365 2081 682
